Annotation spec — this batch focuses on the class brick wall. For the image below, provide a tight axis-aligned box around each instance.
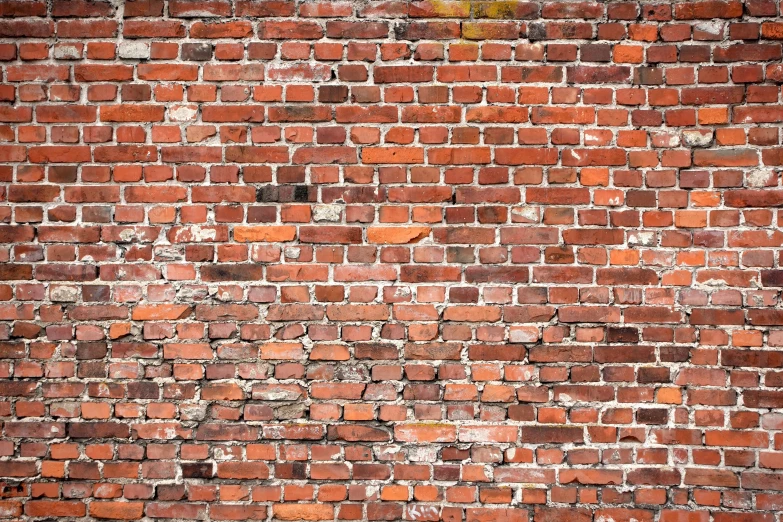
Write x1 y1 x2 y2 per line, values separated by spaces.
1 0 783 520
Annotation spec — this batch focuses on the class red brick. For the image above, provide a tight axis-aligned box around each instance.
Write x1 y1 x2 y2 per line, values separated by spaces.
0 4 780 518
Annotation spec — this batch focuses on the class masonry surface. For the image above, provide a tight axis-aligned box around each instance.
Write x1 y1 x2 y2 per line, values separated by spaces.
2 0 783 520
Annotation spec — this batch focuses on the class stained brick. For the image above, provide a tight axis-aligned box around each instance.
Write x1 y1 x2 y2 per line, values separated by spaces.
0 2 779 518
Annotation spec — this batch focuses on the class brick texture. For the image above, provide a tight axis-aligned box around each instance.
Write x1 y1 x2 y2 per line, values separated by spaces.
2 0 783 520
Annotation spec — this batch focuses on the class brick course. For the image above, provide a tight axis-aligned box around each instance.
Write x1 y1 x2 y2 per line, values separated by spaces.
1 0 783 520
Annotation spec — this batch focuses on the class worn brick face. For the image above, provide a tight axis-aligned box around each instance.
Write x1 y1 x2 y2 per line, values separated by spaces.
1 0 783 520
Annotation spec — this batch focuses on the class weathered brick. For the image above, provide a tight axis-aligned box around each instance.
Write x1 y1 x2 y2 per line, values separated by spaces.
0 3 780 518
